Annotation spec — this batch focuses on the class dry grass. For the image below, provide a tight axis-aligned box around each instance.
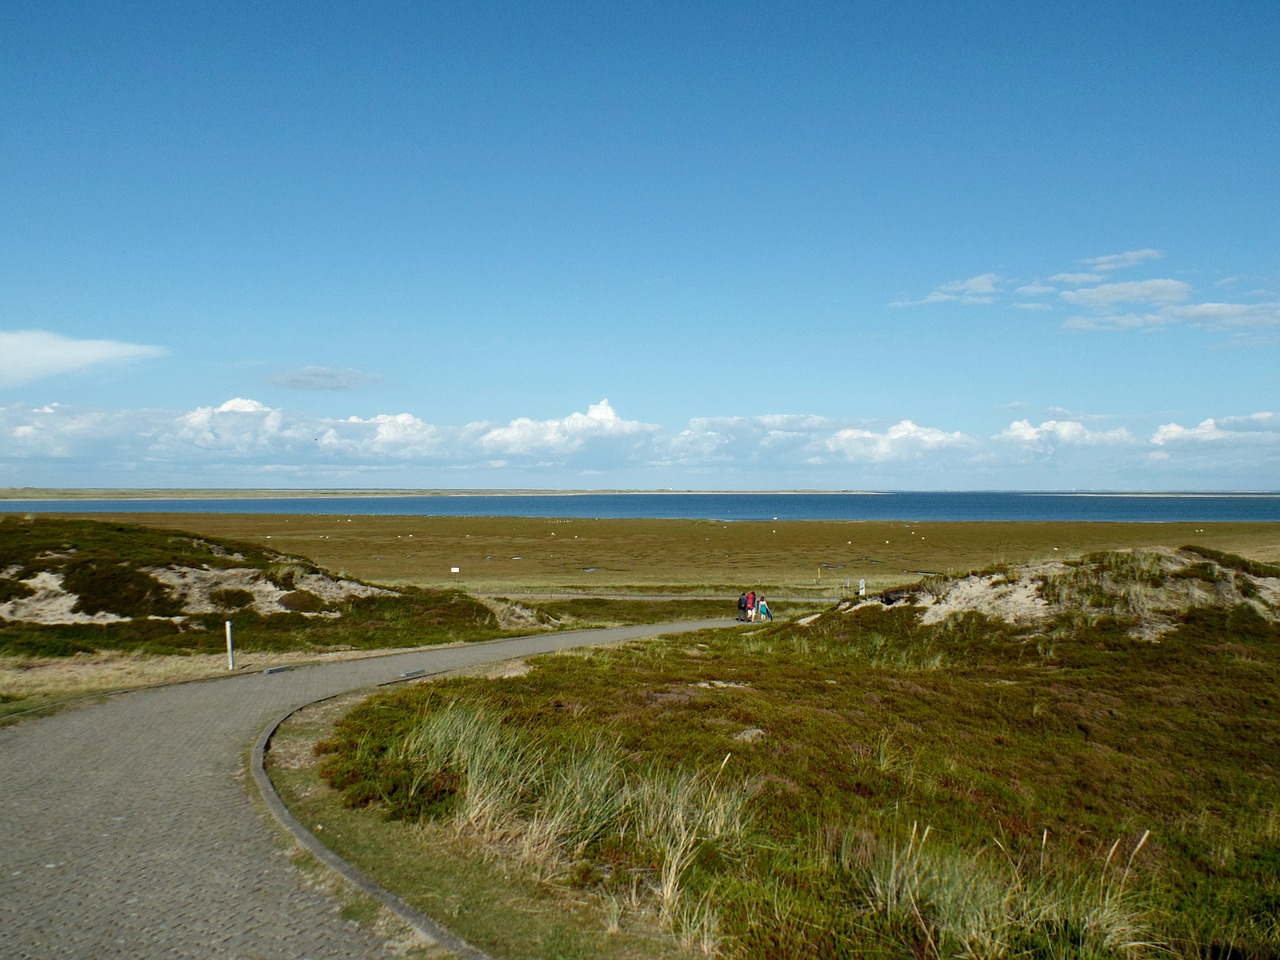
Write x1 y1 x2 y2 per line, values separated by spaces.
0 646 409 706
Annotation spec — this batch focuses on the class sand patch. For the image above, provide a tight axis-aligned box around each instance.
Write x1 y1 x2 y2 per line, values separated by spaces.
919 566 1059 626
0 571 128 625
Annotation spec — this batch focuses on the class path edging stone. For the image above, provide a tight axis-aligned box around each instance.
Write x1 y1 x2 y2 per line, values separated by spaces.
252 694 494 960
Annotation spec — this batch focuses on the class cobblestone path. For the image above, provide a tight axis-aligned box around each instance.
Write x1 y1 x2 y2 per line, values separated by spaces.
0 620 728 959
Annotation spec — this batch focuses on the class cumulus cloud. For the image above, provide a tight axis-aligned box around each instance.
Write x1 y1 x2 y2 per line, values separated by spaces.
268 365 381 390
5 395 1275 489
330 413 445 458
1152 413 1280 445
995 419 1136 450
476 400 656 457
823 420 973 461
0 330 164 388
173 398 294 453
148 397 660 470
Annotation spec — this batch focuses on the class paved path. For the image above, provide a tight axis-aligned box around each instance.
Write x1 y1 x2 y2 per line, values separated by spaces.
0 620 731 959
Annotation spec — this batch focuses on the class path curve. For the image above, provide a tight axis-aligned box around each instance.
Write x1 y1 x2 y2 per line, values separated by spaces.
0 619 732 959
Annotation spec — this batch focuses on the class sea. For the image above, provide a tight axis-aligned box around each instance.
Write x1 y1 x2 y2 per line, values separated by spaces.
2 491 1279 523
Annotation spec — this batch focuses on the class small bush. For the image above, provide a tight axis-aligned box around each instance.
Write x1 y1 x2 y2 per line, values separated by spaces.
0 576 36 603
278 590 329 613
63 562 183 618
209 587 255 610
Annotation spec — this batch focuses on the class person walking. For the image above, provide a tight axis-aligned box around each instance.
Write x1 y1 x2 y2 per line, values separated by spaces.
759 596 773 621
746 590 757 622
737 592 748 621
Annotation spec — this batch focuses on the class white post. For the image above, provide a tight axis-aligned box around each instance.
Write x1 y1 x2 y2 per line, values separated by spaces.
225 620 234 671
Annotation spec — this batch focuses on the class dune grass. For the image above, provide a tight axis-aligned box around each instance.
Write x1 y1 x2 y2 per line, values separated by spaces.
307 549 1280 958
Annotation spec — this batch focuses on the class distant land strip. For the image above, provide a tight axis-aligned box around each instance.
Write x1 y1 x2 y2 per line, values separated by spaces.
0 488 874 500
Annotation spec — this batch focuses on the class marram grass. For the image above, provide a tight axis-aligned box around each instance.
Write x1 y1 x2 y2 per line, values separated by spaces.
316 547 1280 958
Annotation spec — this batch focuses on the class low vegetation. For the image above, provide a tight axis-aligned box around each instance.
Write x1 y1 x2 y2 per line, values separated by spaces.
0 517 729 716
312 547 1280 958
0 516 503 660
47 510 1280 595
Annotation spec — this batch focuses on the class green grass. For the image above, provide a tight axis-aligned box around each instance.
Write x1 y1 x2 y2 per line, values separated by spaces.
270 693 689 960
308 549 1280 958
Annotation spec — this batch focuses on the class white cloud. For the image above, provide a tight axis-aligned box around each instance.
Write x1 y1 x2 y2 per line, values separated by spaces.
1062 312 1166 331
1082 249 1164 272
889 273 1002 307
0 330 164 388
173 398 292 453
1060 279 1192 308
1152 413 1280 445
1152 419 1229 444
4 397 1275 490
823 420 972 461
1164 301 1280 328
1143 413 1280 484
995 419 1135 450
1048 273 1103 285
477 399 656 457
5 403 125 457
897 250 1271 338
1062 298 1280 333
1219 412 1280 431
145 397 661 468
339 413 445 458
661 414 839 468
947 273 1001 296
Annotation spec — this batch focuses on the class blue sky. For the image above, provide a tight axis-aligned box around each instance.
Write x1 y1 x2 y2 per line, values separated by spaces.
2 1 1277 491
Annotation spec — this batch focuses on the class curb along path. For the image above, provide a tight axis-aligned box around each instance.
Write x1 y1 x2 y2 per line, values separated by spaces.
0 620 731 960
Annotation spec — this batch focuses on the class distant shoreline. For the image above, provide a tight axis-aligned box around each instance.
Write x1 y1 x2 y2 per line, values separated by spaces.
1 488 1276 502
1 488 888 501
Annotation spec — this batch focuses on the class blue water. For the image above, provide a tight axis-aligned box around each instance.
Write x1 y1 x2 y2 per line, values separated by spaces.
2 492 1278 522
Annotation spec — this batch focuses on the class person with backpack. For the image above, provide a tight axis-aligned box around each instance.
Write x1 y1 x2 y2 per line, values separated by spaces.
737 592 748 621
745 590 757 621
